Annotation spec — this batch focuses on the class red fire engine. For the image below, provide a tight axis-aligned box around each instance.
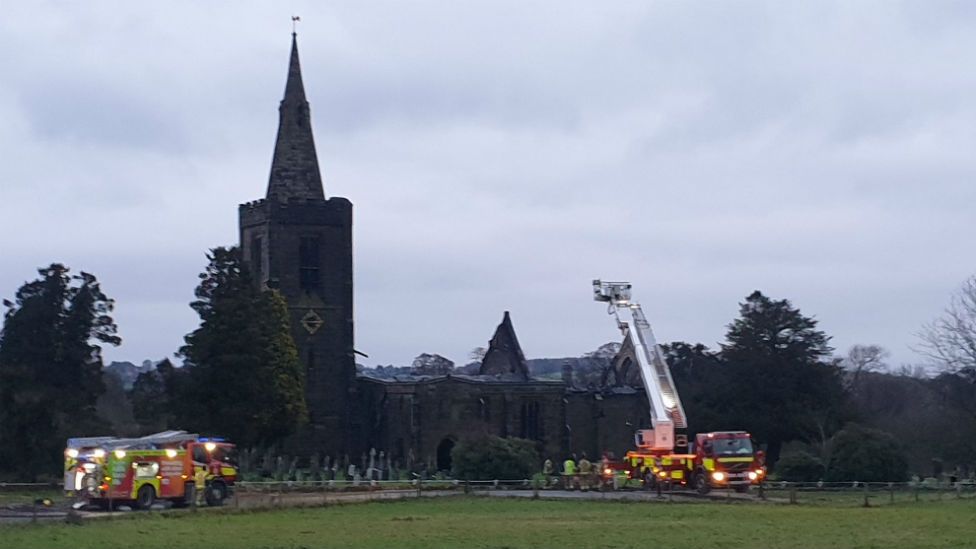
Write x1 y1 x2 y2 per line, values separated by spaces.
593 280 765 493
64 431 237 509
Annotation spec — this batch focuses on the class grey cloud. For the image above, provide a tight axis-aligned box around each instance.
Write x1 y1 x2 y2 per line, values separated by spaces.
1 1 974 370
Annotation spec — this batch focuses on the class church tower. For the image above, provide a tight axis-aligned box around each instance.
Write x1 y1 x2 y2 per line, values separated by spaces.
239 33 354 455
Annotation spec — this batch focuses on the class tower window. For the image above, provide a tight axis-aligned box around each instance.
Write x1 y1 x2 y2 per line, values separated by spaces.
299 236 320 290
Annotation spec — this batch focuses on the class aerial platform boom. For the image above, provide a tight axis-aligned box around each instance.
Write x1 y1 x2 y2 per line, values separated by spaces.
593 280 687 452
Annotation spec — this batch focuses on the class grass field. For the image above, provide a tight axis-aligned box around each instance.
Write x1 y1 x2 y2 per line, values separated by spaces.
2 496 975 549
0 488 61 506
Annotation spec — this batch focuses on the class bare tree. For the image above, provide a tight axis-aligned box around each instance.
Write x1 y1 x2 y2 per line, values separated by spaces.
468 347 487 363
917 276 976 372
842 344 889 390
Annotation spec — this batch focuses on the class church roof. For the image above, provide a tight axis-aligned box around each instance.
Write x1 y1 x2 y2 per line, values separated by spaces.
478 311 530 380
266 33 325 203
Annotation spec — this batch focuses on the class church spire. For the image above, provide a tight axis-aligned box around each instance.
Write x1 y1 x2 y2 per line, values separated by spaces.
266 33 325 202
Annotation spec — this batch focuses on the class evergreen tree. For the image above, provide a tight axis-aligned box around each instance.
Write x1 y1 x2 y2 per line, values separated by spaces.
178 247 307 447
0 265 119 480
130 359 180 432
719 291 846 467
664 341 730 435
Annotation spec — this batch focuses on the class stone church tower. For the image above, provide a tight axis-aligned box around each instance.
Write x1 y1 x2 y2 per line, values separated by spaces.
239 34 354 454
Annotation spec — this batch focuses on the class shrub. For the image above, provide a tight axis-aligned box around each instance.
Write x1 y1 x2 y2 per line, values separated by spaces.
825 424 909 482
452 436 539 481
774 451 825 482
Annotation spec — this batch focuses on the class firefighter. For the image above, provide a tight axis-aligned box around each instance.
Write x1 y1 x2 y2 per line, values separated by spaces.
578 453 593 491
193 464 208 506
562 455 577 490
542 458 554 488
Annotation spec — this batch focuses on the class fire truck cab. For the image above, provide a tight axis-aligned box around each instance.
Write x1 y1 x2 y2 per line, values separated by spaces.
690 431 765 494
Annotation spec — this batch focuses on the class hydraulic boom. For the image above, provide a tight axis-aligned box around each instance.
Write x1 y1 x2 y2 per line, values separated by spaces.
593 280 687 452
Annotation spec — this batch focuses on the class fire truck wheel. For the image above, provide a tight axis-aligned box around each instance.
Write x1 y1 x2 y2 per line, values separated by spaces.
205 481 227 507
694 472 711 495
135 485 156 510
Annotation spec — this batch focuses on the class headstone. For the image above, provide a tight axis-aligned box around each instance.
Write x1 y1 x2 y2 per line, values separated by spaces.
288 456 299 481
275 455 286 481
261 449 274 476
309 454 321 483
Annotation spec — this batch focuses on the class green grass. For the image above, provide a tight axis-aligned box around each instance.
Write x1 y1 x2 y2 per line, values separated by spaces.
2 496 975 549
0 489 62 506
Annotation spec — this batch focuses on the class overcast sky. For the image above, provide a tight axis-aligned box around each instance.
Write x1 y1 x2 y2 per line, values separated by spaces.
1 1 974 370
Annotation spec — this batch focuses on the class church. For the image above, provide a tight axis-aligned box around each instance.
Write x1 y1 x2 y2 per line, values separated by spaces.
238 34 651 470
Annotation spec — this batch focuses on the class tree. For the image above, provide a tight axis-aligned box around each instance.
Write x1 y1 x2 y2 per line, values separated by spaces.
468 347 487 363
824 424 909 482
451 435 539 480
774 451 825 482
840 345 889 391
720 291 845 466
130 359 177 431
411 353 455 375
576 342 620 388
918 275 976 372
178 247 307 447
0 264 120 480
664 342 730 435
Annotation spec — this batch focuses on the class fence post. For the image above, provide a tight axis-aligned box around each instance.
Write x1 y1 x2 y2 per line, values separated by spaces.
889 482 894 504
914 484 919 503
758 480 765 500
789 484 797 504
862 482 870 508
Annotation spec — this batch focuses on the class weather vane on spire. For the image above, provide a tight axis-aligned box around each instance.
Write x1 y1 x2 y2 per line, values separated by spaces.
292 15 301 34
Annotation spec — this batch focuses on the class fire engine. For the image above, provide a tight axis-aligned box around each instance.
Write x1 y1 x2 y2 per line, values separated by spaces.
64 430 237 509
592 280 765 493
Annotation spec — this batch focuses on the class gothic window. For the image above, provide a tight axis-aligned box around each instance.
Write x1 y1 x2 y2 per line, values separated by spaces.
520 401 543 441
299 236 320 290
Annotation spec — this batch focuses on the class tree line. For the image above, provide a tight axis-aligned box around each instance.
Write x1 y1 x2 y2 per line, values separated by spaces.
0 248 307 481
2 252 975 481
